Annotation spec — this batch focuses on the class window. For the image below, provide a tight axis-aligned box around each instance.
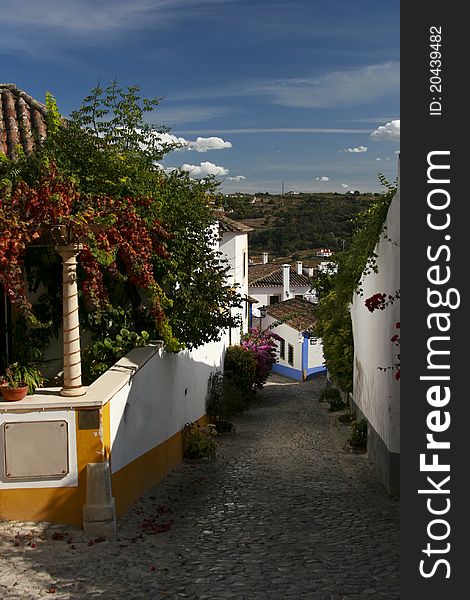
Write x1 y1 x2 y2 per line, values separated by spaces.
269 295 280 305
287 343 294 366
279 338 285 360
295 294 304 299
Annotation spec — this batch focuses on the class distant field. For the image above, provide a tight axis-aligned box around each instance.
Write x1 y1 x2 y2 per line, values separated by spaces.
223 192 379 258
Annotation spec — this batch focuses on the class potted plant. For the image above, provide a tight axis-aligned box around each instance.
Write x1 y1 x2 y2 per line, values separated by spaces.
0 362 44 402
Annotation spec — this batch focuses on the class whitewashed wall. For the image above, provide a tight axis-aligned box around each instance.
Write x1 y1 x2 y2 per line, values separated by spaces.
307 336 325 370
251 285 311 317
263 316 303 371
219 231 249 343
350 185 400 456
109 337 227 474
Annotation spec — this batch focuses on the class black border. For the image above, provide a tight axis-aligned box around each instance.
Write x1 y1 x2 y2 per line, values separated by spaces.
401 5 468 596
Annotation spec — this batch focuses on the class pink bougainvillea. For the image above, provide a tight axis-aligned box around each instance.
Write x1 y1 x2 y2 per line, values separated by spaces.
365 289 400 381
241 328 281 389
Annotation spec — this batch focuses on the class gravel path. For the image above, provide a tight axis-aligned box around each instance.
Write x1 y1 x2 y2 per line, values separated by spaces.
0 374 399 599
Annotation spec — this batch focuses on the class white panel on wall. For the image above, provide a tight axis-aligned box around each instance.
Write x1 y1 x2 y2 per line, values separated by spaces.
0 410 78 489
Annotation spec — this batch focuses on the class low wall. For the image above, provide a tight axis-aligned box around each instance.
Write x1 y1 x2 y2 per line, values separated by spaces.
0 337 226 525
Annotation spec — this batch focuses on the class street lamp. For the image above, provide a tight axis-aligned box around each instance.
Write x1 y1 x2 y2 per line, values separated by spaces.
258 305 267 331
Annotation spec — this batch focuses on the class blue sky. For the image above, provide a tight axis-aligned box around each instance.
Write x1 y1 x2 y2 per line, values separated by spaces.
1 0 399 193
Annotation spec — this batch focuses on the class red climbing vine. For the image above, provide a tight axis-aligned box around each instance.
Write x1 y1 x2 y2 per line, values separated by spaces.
364 291 400 380
0 163 172 339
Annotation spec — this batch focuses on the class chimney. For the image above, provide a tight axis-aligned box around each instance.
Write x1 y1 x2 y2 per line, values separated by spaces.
282 264 290 301
261 252 269 264
296 261 303 275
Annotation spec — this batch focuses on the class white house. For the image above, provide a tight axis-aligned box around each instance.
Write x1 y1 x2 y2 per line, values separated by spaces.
216 212 253 345
249 257 313 320
315 248 333 258
261 297 326 381
350 171 400 496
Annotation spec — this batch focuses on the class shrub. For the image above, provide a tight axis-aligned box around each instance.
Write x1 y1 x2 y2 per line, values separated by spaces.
206 370 239 431
319 387 342 403
350 419 368 448
182 422 217 460
224 345 257 394
82 328 150 384
319 386 346 411
241 328 280 389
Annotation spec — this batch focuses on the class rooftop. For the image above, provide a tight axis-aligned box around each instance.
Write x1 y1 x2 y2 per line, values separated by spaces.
214 211 254 233
248 263 311 287
265 297 317 332
0 83 49 159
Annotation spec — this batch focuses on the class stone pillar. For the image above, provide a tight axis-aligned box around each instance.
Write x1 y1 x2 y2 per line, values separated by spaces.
56 244 86 397
82 461 116 539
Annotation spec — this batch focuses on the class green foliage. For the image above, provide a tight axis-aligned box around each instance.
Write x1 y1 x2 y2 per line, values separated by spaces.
223 345 257 394
226 192 376 258
153 171 240 349
182 422 217 460
350 418 368 448
82 327 150 384
1 362 44 394
206 370 250 429
319 386 346 411
45 92 62 135
1 81 242 369
319 386 342 403
314 184 396 392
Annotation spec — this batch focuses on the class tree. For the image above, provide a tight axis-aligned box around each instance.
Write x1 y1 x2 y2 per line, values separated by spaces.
0 81 240 362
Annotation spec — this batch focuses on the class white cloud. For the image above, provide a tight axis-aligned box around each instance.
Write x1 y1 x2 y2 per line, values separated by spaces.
154 132 188 150
180 62 399 110
187 136 232 152
149 105 230 125
177 127 370 135
227 175 246 181
151 132 232 153
343 145 368 153
179 161 229 177
371 119 400 141
0 1 231 35
315 176 330 181
341 183 349 188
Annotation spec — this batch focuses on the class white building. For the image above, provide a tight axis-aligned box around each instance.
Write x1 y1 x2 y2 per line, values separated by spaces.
248 255 313 319
261 298 326 381
216 212 253 345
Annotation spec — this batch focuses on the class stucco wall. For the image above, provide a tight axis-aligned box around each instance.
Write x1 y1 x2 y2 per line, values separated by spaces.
219 231 249 344
350 186 400 456
109 337 227 474
307 335 325 372
263 316 303 371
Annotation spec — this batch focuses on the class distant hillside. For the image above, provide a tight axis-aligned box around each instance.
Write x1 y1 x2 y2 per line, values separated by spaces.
222 192 379 257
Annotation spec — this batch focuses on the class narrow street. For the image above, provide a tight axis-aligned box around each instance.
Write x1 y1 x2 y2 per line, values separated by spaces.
0 374 399 599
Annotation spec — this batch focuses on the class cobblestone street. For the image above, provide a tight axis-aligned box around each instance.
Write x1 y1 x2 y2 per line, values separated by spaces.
0 374 400 599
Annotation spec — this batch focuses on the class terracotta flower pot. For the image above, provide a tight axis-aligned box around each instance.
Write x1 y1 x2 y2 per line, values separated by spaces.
0 385 29 402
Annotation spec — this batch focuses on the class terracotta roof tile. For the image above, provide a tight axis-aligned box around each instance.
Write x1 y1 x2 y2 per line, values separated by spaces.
214 211 254 233
248 263 311 287
265 297 317 332
0 83 48 159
